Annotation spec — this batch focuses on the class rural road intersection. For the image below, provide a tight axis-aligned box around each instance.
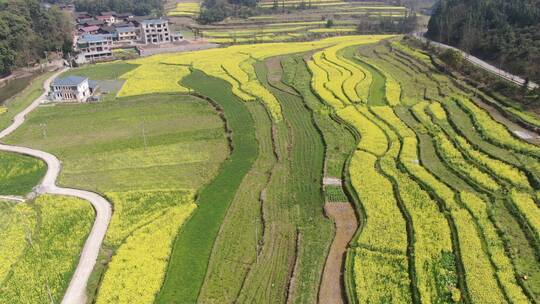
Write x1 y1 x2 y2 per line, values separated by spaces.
0 69 112 304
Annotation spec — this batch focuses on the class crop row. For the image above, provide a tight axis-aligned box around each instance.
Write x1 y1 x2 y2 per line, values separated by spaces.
454 96 540 158
399 135 510 303
390 41 431 65
509 190 540 242
459 192 530 303
307 60 345 109
202 26 309 38
322 45 368 103
427 102 531 189
349 150 411 301
338 106 387 155
367 106 463 302
313 53 350 104
354 57 401 106
412 102 501 192
116 36 392 121
395 105 526 302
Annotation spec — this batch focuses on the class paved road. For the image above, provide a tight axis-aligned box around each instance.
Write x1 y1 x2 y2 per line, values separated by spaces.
413 32 539 90
0 69 112 304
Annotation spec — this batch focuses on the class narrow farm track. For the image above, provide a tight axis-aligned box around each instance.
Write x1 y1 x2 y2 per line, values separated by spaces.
319 203 358 304
0 69 112 304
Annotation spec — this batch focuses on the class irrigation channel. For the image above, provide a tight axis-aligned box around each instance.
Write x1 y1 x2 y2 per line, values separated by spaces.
0 68 112 304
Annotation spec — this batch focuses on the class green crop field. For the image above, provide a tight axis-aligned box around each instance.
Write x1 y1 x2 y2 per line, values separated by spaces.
0 72 53 131
0 152 46 195
1 31 540 304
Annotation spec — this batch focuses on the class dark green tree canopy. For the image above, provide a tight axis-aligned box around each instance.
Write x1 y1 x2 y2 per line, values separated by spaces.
0 0 73 75
73 0 164 16
427 0 540 83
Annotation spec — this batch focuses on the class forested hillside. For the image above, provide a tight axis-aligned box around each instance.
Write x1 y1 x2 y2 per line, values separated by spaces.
73 0 164 15
0 0 73 75
427 0 540 83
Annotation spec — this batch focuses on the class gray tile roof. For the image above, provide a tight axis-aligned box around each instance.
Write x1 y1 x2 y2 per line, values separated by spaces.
116 26 138 33
52 76 88 86
141 19 167 25
79 34 113 43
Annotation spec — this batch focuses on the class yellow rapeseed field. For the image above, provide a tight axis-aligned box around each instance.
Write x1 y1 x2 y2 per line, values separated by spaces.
116 35 394 120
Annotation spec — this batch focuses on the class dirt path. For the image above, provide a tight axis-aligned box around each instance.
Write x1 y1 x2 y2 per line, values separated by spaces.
319 202 358 304
0 69 112 304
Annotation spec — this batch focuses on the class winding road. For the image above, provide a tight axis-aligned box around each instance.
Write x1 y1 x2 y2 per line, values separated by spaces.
0 69 112 304
413 32 539 90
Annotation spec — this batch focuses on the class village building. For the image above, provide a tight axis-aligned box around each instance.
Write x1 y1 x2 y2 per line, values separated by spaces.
78 25 100 35
76 34 114 62
73 14 184 63
116 26 140 42
49 76 93 102
116 13 134 22
96 14 116 25
140 19 171 44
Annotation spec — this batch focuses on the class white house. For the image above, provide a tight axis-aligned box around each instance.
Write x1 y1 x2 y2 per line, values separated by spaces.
49 76 91 102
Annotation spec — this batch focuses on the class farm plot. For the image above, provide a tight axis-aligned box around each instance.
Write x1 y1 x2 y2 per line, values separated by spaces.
168 2 200 17
4 89 230 303
0 195 94 303
155 70 259 303
0 72 53 131
0 152 45 195
304 37 540 303
232 62 332 303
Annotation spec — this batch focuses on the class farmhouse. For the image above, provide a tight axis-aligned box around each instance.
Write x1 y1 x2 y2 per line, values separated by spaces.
49 76 94 102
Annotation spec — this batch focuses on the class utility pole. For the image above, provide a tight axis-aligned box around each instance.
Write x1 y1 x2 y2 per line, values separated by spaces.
40 123 47 139
141 120 147 150
46 278 54 304
253 218 259 263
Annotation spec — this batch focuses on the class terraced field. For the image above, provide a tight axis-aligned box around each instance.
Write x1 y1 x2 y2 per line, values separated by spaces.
1 34 540 304
168 0 409 44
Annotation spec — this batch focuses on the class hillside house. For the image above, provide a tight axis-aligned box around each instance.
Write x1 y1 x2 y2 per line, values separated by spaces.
49 76 92 102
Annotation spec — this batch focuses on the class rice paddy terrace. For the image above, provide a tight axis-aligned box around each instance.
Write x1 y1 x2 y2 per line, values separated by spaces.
1 33 540 304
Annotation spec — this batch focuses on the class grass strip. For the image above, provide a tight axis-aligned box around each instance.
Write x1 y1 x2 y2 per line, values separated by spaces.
156 70 258 303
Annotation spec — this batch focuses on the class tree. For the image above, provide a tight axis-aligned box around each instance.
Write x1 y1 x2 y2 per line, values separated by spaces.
0 0 73 75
